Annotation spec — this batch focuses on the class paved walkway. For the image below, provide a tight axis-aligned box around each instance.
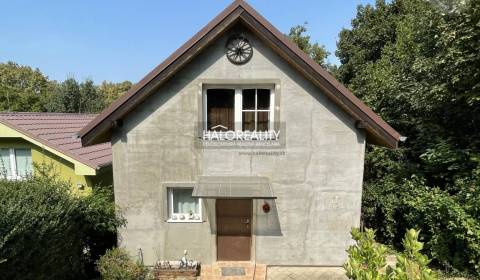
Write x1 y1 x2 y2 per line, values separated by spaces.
266 266 347 280
200 261 266 280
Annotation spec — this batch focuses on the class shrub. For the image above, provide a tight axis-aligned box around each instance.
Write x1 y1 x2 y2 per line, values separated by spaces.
403 186 480 275
0 175 125 279
96 248 148 280
363 175 480 276
344 228 437 280
392 229 436 280
344 228 389 280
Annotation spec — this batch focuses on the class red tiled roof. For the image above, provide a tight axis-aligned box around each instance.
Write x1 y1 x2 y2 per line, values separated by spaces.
0 112 111 169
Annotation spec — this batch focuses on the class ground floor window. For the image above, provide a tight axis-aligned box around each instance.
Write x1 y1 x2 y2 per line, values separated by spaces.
0 148 32 180
167 188 202 222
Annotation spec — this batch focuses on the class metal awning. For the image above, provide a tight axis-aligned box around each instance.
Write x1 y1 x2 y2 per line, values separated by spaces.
192 176 276 199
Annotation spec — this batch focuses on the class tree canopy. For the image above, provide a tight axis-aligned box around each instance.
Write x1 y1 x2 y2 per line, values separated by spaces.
335 0 480 276
288 24 330 68
289 0 479 276
0 62 132 114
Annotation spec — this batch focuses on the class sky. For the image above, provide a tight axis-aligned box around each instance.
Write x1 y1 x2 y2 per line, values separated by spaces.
0 0 375 84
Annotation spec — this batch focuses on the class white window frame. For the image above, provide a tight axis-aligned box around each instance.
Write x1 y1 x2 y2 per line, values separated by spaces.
240 88 274 132
203 85 275 132
167 187 203 223
0 148 32 180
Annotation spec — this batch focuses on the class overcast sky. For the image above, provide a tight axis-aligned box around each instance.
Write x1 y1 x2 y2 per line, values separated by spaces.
0 0 375 83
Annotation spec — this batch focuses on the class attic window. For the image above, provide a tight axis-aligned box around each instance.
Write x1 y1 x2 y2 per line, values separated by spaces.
203 85 275 133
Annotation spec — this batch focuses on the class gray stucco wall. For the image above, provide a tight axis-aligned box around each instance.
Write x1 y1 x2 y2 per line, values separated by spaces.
112 26 366 266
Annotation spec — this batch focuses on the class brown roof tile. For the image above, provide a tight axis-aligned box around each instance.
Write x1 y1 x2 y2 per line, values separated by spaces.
0 112 112 169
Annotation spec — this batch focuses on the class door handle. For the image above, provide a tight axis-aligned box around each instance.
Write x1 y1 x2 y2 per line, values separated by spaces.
243 218 250 224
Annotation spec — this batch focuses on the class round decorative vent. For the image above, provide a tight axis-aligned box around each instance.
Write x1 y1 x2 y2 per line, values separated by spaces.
225 35 253 65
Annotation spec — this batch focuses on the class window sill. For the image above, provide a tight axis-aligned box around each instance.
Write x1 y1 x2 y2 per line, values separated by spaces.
167 213 202 223
167 219 203 223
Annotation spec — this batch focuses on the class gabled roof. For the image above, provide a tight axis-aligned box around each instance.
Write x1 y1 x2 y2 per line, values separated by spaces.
79 0 401 148
0 112 112 174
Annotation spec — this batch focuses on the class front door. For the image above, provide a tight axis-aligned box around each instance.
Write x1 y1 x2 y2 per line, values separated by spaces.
216 199 252 261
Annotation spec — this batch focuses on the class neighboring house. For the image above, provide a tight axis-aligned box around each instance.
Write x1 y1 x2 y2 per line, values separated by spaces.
79 0 401 269
0 112 112 190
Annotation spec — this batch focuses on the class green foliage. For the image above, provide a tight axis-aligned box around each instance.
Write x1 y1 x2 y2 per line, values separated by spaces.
0 62 52 112
287 23 331 69
392 229 436 280
403 186 480 275
0 174 125 279
98 80 133 107
344 228 389 280
334 0 480 276
362 168 480 276
80 79 105 113
62 77 81 113
0 61 132 113
96 248 149 280
336 0 398 84
345 228 437 280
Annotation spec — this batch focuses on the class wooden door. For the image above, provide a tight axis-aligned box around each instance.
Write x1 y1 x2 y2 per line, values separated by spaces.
216 199 252 261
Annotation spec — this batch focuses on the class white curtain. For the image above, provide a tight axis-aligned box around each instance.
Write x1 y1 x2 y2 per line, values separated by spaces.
15 149 32 177
0 149 11 178
173 189 199 214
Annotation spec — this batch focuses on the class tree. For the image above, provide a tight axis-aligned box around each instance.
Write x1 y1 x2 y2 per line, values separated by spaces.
0 62 49 112
61 77 81 113
335 0 398 85
43 80 66 112
287 23 330 69
334 0 480 275
80 79 104 113
0 61 134 113
98 81 132 107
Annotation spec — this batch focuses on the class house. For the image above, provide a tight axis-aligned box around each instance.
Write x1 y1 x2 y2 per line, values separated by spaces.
0 112 112 191
79 0 401 272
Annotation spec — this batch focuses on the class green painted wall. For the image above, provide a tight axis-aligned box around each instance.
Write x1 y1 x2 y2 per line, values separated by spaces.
0 138 111 191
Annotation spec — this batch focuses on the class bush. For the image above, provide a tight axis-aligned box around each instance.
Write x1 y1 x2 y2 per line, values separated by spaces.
403 186 480 275
344 228 388 280
393 229 436 280
96 248 148 280
362 175 480 276
344 228 437 280
0 175 125 279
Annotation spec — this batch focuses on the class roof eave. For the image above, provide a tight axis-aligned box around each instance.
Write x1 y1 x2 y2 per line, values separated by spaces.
0 119 106 172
